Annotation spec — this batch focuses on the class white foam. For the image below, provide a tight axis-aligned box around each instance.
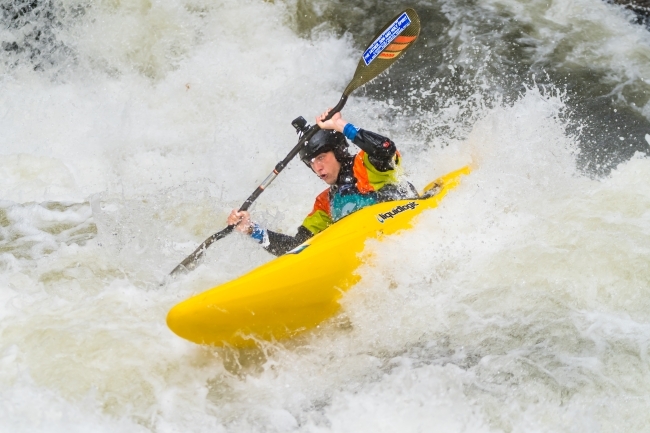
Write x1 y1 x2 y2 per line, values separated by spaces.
2 0 650 432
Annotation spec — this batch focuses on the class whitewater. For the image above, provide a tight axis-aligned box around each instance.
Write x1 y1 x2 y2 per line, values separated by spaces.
2 0 650 431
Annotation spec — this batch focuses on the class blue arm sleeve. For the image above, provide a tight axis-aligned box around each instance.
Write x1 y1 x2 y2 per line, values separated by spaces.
249 223 269 247
343 123 360 141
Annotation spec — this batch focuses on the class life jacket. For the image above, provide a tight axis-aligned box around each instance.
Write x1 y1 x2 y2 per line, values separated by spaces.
301 150 414 235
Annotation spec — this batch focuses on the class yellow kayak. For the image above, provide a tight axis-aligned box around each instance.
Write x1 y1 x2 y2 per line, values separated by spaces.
167 166 470 347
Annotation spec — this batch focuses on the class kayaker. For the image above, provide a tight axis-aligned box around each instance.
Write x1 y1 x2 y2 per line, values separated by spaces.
227 108 417 255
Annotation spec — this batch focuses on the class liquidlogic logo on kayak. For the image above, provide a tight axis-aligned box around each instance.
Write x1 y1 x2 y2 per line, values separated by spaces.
376 201 419 223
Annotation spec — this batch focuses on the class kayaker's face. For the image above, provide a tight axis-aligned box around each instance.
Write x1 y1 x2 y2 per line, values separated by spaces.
310 151 340 185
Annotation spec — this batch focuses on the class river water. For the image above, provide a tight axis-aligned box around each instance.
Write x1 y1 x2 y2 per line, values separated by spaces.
2 0 650 431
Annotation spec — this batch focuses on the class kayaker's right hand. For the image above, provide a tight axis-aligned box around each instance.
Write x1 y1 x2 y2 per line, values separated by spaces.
228 210 252 233
316 108 347 133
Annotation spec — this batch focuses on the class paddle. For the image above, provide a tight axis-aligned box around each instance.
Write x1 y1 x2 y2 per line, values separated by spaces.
170 8 421 276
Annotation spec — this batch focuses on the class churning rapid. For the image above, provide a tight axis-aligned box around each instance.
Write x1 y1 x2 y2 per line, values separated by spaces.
2 0 650 431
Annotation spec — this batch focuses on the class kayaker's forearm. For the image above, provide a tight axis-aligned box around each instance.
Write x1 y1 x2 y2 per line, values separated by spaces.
350 129 397 171
264 226 313 256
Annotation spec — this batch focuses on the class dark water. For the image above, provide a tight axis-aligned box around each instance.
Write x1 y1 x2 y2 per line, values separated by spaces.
286 0 650 175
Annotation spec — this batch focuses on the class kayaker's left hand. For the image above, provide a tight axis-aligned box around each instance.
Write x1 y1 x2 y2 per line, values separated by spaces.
228 209 252 234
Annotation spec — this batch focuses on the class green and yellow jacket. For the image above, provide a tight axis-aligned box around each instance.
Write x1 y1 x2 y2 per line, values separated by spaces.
250 125 417 256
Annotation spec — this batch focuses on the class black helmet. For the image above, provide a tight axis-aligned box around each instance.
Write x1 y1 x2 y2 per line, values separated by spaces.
299 130 349 167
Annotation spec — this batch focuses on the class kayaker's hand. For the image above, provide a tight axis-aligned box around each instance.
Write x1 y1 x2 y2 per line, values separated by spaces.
316 108 347 133
228 210 252 234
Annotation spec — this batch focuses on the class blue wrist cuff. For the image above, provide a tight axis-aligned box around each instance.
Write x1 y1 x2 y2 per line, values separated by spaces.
343 123 359 141
250 223 269 247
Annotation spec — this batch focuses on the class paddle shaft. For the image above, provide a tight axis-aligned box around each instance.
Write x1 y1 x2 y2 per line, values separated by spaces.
169 95 348 275
169 8 421 276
